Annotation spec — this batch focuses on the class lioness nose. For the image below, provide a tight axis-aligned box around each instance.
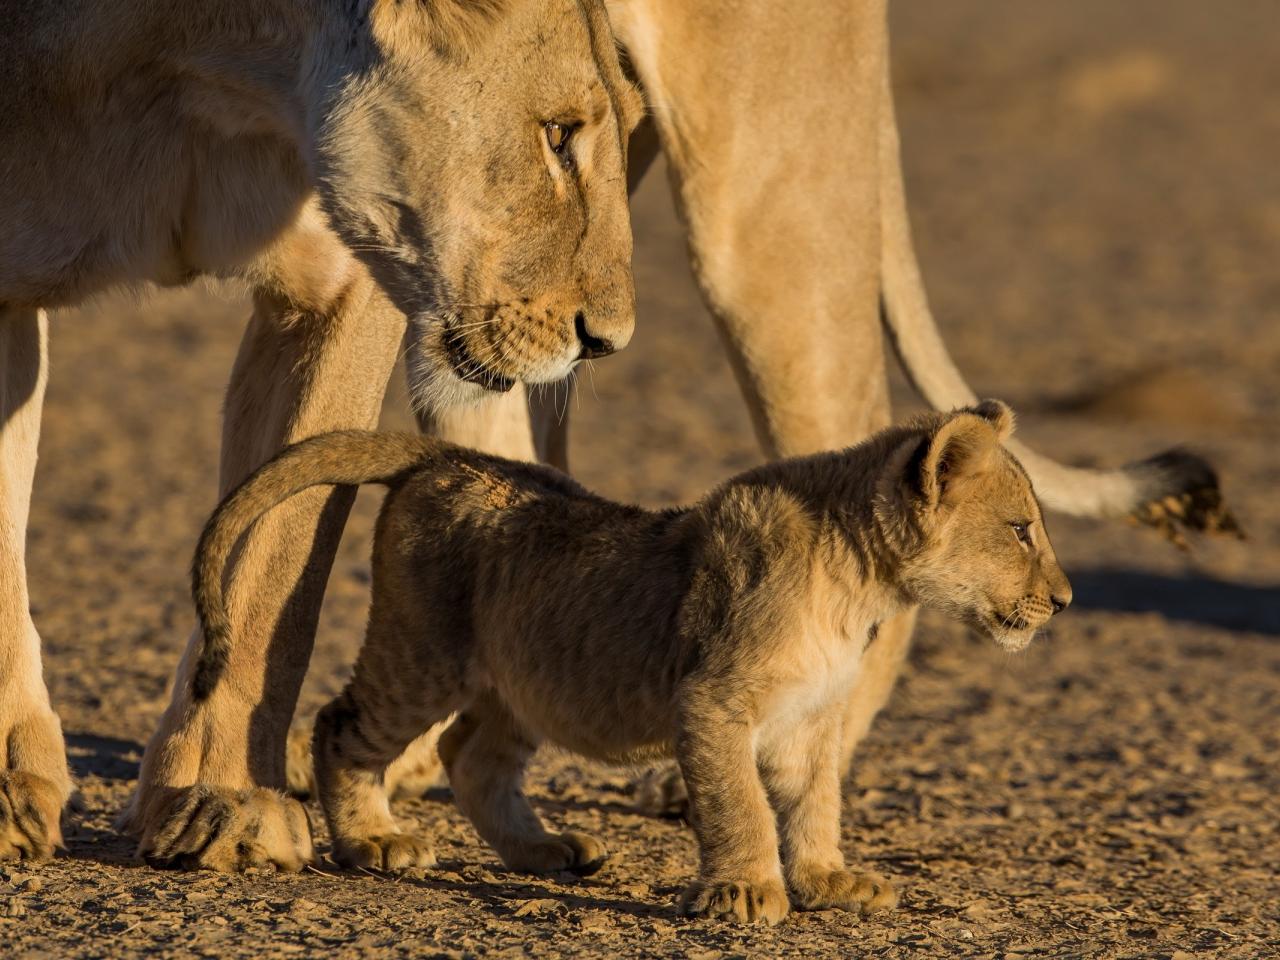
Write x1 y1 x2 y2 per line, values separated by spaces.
1051 593 1070 614
575 311 616 360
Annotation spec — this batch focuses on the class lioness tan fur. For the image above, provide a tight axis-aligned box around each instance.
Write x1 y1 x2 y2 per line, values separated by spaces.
190 401 1069 923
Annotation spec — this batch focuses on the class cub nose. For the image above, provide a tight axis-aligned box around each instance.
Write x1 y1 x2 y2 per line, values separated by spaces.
1050 593 1071 615
574 311 616 360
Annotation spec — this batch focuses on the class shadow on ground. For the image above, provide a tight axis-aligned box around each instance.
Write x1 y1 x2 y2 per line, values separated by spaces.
1071 568 1280 635
65 732 144 782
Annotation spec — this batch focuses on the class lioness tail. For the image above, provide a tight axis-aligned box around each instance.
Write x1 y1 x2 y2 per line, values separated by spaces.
190 430 439 701
876 63 1239 541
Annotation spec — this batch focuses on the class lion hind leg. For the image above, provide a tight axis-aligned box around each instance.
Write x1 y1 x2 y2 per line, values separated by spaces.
313 687 447 873
285 719 447 802
440 698 607 877
314 676 457 874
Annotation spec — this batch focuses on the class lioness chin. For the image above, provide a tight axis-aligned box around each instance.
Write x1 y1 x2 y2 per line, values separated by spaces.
190 399 1069 924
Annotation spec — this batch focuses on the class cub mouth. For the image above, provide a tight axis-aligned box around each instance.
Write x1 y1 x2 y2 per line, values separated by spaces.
442 325 515 394
981 608 1037 651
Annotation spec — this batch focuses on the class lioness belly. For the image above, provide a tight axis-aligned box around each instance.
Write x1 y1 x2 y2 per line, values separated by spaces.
0 67 307 304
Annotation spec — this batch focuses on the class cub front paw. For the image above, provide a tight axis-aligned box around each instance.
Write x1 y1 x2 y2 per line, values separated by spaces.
332 832 436 873
680 878 790 925
0 770 67 862
137 785 313 872
791 867 898 915
501 830 609 877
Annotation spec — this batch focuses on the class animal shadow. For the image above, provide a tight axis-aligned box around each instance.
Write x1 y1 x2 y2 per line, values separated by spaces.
1071 568 1280 635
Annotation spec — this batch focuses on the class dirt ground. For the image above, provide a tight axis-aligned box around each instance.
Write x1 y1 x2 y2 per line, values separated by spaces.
6 1 1279 957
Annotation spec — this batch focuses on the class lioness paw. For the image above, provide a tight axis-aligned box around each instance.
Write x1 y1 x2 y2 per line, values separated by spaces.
0 770 66 862
138 785 312 872
680 878 790 925
791 867 898 916
502 831 608 877
332 832 436 873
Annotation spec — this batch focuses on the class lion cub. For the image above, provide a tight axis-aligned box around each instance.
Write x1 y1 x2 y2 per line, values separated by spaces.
190 400 1069 924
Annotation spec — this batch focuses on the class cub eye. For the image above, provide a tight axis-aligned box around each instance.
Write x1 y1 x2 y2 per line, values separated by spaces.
1010 521 1033 546
544 121 576 156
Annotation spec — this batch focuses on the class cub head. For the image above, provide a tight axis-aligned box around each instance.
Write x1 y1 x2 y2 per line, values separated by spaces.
307 0 643 409
890 401 1072 651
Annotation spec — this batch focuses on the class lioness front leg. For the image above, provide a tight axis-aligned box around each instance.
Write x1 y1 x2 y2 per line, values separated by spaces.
440 696 607 877
676 694 789 925
760 713 897 916
122 217 406 871
0 307 72 861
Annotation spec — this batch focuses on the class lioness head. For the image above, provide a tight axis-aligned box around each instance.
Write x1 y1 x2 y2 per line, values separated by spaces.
890 401 1072 651
307 0 643 409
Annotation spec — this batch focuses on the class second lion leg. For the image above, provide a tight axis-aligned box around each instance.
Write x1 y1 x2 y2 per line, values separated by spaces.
675 695 790 925
439 695 607 877
760 713 897 916
312 610 460 872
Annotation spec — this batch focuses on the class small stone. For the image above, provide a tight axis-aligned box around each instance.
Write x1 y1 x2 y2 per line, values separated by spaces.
512 898 568 919
963 900 994 921
18 877 43 893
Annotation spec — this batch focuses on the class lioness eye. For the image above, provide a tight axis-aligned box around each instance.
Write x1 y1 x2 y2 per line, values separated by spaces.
1010 521 1033 546
544 121 574 154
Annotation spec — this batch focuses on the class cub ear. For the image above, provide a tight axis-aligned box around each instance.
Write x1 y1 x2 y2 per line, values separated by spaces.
962 399 1015 441
916 411 1003 506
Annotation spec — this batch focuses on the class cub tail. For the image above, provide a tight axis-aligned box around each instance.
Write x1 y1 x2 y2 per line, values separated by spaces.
190 430 440 701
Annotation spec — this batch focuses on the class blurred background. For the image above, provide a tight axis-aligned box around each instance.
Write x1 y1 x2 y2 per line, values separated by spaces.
20 1 1277 956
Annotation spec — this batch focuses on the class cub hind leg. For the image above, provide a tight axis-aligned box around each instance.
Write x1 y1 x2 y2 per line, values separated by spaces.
312 609 460 872
439 695 607 876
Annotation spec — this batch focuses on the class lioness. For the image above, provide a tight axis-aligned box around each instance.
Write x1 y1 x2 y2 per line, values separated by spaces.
189 400 1069 923
0 0 641 863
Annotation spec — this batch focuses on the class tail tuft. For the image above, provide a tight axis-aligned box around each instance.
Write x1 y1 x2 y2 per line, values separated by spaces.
1126 449 1244 548
191 641 227 701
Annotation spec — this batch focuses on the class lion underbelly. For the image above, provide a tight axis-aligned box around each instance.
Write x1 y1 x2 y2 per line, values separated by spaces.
0 76 309 306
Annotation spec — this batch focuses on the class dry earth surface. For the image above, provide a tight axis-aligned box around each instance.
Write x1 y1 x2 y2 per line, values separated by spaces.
5 1 1279 957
